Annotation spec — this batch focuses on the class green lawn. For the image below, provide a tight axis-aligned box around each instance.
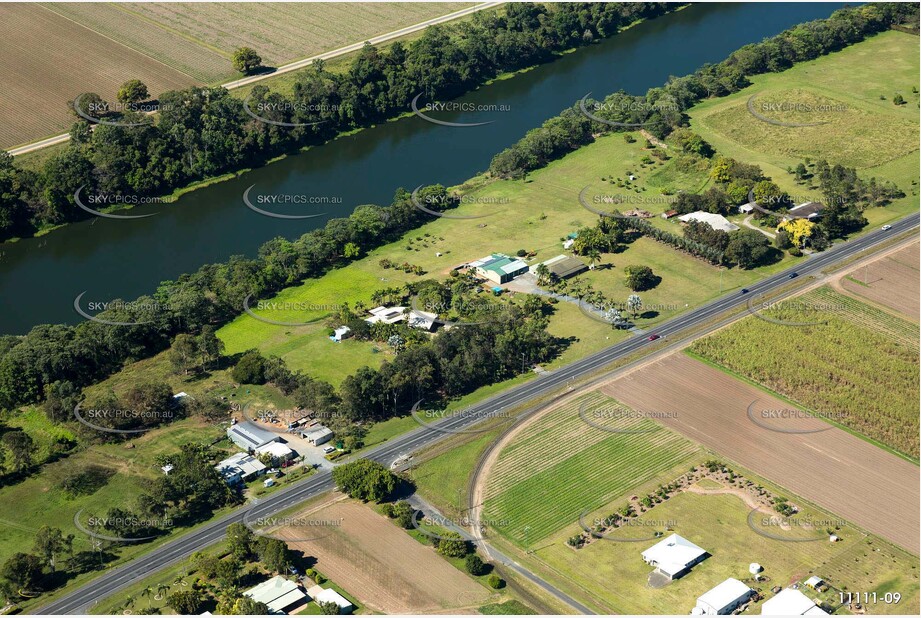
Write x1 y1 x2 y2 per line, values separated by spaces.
689 30 920 227
482 392 700 545
410 429 503 517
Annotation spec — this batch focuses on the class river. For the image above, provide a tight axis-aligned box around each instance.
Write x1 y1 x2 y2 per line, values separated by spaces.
0 2 846 334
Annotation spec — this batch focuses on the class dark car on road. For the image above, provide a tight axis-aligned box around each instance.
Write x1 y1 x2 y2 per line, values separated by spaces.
741 288 749 294
789 272 798 279
648 334 660 341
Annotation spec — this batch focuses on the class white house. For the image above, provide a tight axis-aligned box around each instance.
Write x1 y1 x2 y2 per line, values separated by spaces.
761 588 828 615
365 306 407 325
244 575 307 614
694 578 753 615
215 452 266 485
678 211 740 232
308 585 353 613
805 576 824 590
641 533 708 580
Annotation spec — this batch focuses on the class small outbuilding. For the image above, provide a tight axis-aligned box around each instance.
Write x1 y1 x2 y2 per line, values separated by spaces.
331 326 351 342
678 211 740 233
805 576 824 590
761 588 828 615
308 585 353 614
536 255 588 280
302 425 333 446
694 578 753 615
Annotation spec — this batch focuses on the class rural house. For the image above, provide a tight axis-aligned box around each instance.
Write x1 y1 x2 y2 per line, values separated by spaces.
243 575 307 614
785 201 825 221
677 211 740 232
641 533 708 580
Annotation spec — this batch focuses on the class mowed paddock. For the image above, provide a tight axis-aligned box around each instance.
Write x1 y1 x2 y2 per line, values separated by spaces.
601 353 920 553
0 4 196 148
274 497 491 614
840 240 920 320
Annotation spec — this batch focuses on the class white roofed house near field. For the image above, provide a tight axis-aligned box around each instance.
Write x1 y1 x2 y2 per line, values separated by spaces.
243 575 307 614
677 211 740 232
307 585 353 613
641 533 708 580
693 578 753 615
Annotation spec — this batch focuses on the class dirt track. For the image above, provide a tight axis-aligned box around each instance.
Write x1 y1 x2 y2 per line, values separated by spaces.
601 353 920 554
276 497 491 614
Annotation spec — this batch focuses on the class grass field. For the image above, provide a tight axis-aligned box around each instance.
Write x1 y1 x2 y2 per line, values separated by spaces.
410 429 503 517
535 487 919 615
217 129 784 385
690 286 920 457
689 29 920 228
481 392 701 546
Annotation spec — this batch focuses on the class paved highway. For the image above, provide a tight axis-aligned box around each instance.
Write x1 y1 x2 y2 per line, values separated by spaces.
36 213 919 614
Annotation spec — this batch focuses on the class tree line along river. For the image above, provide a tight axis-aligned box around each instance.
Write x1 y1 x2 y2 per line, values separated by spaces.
0 2 845 334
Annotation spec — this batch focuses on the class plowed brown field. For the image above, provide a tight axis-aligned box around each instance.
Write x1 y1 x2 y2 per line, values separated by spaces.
840 240 920 320
275 497 491 613
602 353 920 553
0 4 196 148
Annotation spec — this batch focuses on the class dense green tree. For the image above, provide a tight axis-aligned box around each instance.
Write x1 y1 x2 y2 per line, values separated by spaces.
332 459 397 502
232 47 263 74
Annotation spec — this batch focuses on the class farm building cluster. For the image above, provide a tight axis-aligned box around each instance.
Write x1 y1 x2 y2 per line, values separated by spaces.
640 533 830 615
242 575 353 615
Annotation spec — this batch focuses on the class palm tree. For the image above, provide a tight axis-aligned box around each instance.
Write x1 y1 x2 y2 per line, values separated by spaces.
586 248 602 269
534 263 550 286
155 583 170 601
141 586 154 609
